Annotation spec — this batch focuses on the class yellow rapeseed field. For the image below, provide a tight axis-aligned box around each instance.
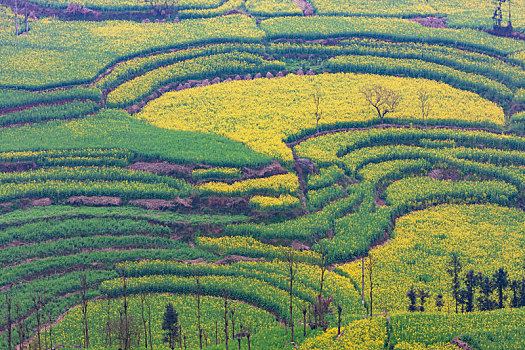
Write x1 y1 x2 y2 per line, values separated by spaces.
137 73 504 162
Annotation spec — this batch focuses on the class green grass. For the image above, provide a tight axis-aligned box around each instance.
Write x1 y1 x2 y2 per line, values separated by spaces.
0 109 272 167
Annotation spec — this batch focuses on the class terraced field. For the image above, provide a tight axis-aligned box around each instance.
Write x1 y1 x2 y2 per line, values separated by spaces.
1 1 525 349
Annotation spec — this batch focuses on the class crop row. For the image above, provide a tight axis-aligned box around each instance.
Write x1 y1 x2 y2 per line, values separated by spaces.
96 43 266 90
1 15 265 89
101 274 305 323
327 55 513 103
117 259 363 318
0 110 273 167
0 87 102 109
0 148 134 167
0 166 192 189
294 127 525 165
107 51 285 108
306 184 347 211
261 16 525 55
0 179 189 202
0 100 100 127
249 194 301 211
198 173 299 197
0 205 248 227
192 166 243 180
385 177 518 207
50 293 278 350
306 165 345 190
0 235 183 267
0 217 171 247
0 247 212 289
270 40 525 90
196 235 321 264
226 190 362 241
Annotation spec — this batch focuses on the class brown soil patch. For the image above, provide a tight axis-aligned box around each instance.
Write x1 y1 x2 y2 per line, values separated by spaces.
242 161 288 179
29 197 53 206
66 196 122 206
427 168 460 181
411 16 447 28
452 337 474 350
126 161 194 177
214 255 264 265
0 161 37 173
205 196 249 211
292 0 315 16
291 240 310 250
129 198 176 210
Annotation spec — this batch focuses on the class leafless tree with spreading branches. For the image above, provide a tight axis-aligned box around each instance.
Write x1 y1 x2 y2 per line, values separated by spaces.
418 89 432 126
360 85 402 124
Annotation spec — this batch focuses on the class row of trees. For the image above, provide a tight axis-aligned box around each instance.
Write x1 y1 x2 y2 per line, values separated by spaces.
447 254 525 313
306 84 433 133
406 254 525 314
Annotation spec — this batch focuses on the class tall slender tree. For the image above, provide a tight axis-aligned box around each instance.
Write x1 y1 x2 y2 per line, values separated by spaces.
80 273 90 348
14 0 19 36
406 286 417 312
493 268 509 309
464 270 479 313
418 289 430 312
447 253 462 313
223 288 229 350
4 292 12 350
286 250 298 343
368 255 374 317
195 276 203 350
478 274 497 311
162 303 180 350
139 289 148 349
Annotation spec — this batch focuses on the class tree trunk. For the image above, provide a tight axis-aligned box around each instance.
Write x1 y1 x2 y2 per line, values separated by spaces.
361 257 365 309
196 279 203 350
289 264 294 343
6 293 12 350
14 0 18 36
224 290 229 350
24 2 28 33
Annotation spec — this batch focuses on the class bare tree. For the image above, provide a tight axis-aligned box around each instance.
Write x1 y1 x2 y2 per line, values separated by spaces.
16 302 24 350
4 292 12 350
223 289 229 349
230 308 236 341
146 294 153 350
32 293 43 350
121 270 130 350
195 276 203 350
286 251 298 343
360 85 402 124
361 256 366 309
80 274 90 348
337 305 342 335
24 2 28 33
302 307 307 337
105 298 112 347
313 86 323 135
139 289 148 349
14 0 18 36
367 255 375 318
418 89 432 126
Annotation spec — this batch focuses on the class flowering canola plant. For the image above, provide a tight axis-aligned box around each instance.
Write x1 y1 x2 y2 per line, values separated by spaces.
138 73 503 162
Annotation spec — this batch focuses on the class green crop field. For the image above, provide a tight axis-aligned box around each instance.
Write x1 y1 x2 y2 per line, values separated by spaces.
1 0 525 349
